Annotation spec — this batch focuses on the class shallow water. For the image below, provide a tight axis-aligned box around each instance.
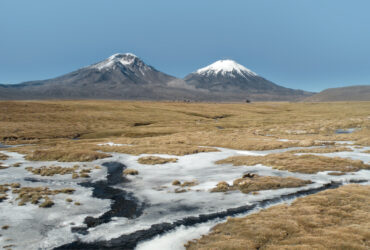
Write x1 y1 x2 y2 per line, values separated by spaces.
335 128 358 134
0 143 10 148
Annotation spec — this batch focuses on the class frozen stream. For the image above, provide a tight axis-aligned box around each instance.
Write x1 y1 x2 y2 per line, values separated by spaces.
0 144 369 249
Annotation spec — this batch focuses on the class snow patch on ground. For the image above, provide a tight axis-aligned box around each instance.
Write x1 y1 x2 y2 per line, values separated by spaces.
0 142 369 249
97 142 132 147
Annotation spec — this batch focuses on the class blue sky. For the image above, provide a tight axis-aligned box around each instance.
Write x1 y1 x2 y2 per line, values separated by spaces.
1 0 370 92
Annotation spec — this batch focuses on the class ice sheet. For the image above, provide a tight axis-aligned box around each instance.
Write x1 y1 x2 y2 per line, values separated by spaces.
0 142 369 250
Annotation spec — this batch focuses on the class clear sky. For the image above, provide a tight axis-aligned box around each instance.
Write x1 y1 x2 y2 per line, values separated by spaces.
1 0 370 92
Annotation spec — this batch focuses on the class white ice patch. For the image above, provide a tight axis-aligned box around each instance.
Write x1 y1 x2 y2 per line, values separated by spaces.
97 142 132 147
0 142 369 250
0 152 111 250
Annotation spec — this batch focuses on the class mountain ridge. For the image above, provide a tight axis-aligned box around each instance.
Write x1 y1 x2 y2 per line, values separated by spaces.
0 53 313 101
304 85 370 102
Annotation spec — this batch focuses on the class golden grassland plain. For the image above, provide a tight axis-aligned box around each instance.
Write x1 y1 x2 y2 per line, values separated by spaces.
186 184 370 250
216 153 370 174
137 156 178 165
0 101 369 162
211 174 312 193
0 101 369 248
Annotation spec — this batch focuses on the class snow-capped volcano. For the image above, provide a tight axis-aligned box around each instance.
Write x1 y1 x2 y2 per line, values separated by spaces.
184 59 312 99
90 53 152 73
195 59 257 78
0 54 313 101
77 52 176 85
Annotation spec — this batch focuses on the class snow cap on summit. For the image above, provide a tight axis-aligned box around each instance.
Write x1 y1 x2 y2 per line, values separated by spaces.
196 59 257 77
91 53 140 70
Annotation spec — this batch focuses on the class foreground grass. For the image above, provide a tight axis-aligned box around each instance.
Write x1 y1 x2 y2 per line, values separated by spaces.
25 149 111 162
186 184 370 250
138 156 178 165
211 174 311 193
289 146 353 153
1 183 75 208
216 153 370 174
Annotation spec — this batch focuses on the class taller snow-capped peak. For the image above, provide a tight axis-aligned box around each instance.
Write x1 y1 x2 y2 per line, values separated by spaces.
90 53 144 70
195 59 257 78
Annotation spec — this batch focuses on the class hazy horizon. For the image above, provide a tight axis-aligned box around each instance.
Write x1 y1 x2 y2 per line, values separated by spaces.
1 0 370 92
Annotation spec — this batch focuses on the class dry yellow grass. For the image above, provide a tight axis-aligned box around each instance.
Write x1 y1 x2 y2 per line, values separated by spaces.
289 146 353 154
186 184 370 250
181 180 198 187
0 101 369 158
138 156 178 165
0 153 8 160
25 165 95 179
172 180 181 186
99 144 218 156
15 187 74 207
25 149 111 162
211 174 311 193
5 185 75 207
216 153 370 174
123 168 139 175
25 165 77 176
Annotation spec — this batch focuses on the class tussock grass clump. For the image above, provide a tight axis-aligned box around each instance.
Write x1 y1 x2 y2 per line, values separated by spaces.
123 169 139 175
26 165 76 176
74 202 82 206
328 172 346 176
181 180 198 187
211 175 311 193
0 194 7 201
79 168 91 178
0 184 10 200
174 188 187 193
186 184 370 250
212 181 230 192
290 146 353 154
25 149 110 162
172 180 181 186
138 156 178 165
26 165 96 179
12 186 75 207
39 198 54 208
66 198 73 202
0 153 8 160
216 153 370 174
171 180 198 188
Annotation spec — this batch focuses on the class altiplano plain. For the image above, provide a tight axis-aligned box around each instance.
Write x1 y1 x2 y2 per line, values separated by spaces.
0 101 369 249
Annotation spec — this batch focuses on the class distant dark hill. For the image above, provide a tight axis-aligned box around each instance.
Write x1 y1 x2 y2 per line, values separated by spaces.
0 54 313 101
184 60 313 101
304 85 370 102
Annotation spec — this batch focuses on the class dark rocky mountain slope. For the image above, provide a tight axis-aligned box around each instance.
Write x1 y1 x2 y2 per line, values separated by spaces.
0 54 312 101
